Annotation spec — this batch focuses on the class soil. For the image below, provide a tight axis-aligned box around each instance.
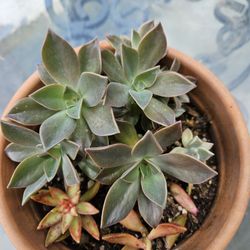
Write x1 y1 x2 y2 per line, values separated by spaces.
33 102 218 250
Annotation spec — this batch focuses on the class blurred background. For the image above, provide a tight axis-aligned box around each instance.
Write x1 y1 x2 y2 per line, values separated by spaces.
0 0 249 249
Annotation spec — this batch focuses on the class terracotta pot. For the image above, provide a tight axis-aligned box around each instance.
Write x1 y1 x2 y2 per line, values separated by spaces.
0 43 249 250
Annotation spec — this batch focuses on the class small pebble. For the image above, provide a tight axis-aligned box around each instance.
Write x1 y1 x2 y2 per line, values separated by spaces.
182 208 187 214
168 217 172 222
99 245 105 250
193 195 198 200
178 206 183 211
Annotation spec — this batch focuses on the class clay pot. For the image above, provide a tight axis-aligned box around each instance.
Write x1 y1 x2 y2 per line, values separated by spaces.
0 43 249 250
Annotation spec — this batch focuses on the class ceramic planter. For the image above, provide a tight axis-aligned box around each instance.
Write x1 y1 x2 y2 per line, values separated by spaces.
0 44 249 250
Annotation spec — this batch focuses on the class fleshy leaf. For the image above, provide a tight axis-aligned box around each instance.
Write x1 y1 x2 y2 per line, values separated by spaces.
80 182 100 202
78 72 107 107
40 110 76 150
7 97 55 125
66 99 83 119
42 30 80 86
37 64 55 85
102 233 145 249
43 157 61 182
149 71 196 97
31 189 59 206
197 148 214 162
101 178 140 228
83 105 119 136
78 38 101 74
30 84 67 111
69 216 82 243
170 58 181 72
138 191 163 228
67 184 80 203
148 153 217 184
86 144 133 168
170 183 198 216
45 222 63 247
1 121 41 146
105 82 130 108
49 186 68 202
129 89 152 110
61 140 80 160
132 131 163 159
82 215 100 240
76 201 99 215
131 30 140 48
154 122 182 150
62 213 74 234
138 20 155 38
78 158 100 180
140 164 167 208
147 223 186 240
138 23 167 70
37 208 62 230
144 97 175 126
106 35 124 51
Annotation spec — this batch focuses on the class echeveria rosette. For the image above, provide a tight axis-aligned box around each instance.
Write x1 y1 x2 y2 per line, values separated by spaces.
85 122 217 228
1 121 80 204
7 30 119 151
103 21 196 126
31 184 100 247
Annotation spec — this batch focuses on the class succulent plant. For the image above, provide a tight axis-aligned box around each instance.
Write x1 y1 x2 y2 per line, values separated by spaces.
31 183 100 247
1 120 80 204
102 21 196 126
171 128 214 162
7 31 119 151
85 122 217 228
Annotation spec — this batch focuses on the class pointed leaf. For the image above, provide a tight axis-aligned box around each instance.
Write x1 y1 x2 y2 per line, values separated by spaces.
49 186 68 202
148 153 218 184
86 144 133 168
121 164 140 183
170 183 198 216
31 189 58 206
170 58 181 72
7 97 55 126
30 84 67 111
62 154 80 186
138 20 155 38
80 182 100 202
62 213 74 234
138 23 167 70
102 233 145 249
132 131 163 159
22 175 47 205
43 157 61 182
154 122 182 150
82 215 100 240
1 121 40 146
76 201 99 215
149 71 196 97
79 38 101 74
67 184 80 203
101 178 140 228
131 30 140 48
45 222 63 247
106 35 124 51
77 72 107 107
197 147 214 162
147 223 186 240
138 191 163 228
42 30 80 86
37 208 62 230
132 66 160 91
140 164 167 208
78 158 100 180
121 44 138 81
83 105 119 136
55 231 70 243
144 97 175 126
69 216 82 243
37 63 56 85
105 82 130 107
129 89 152 110
66 99 83 119
101 49 127 83
61 140 80 160
40 110 76 150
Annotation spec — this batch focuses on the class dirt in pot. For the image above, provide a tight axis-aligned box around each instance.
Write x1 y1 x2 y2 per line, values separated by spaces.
32 102 218 250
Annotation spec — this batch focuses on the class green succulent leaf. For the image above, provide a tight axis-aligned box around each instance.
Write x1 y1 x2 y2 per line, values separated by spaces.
43 157 61 182
30 84 67 111
182 128 193 147
197 148 214 162
78 72 107 107
106 35 123 51
140 164 167 208
144 97 175 126
61 140 80 160
8 98 55 126
105 82 130 108
138 20 155 38
148 153 217 184
8 155 50 188
149 71 196 97
121 164 140 183
40 110 76 151
42 30 80 86
121 44 138 81
154 122 182 150
22 175 47 205
101 49 127 83
37 64 56 85
48 145 61 160
86 144 133 168
1 121 41 146
62 154 80 186
170 58 181 72
138 23 167 71
91 135 109 147
115 120 139 146
129 89 152 110
78 158 100 180
138 191 163 228
131 30 140 48
132 131 163 159
78 38 101 74
82 104 119 136
132 66 160 91
5 143 43 162
101 178 140 228
66 98 83 119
